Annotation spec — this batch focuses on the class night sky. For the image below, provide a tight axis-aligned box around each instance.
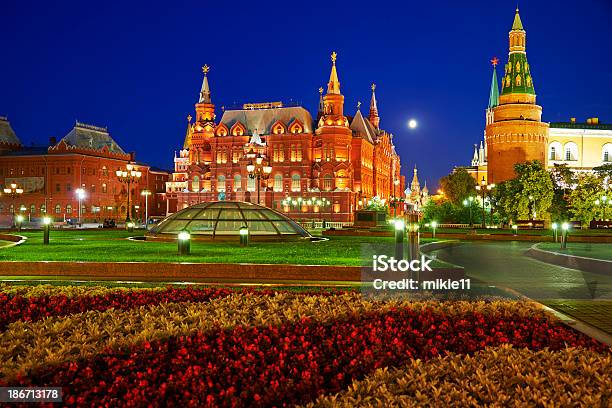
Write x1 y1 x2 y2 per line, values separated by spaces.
2 0 611 188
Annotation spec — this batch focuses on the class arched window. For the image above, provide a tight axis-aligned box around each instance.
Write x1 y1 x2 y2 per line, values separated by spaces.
291 174 301 192
233 174 242 191
54 204 61 214
217 175 226 192
548 142 562 161
564 142 578 161
603 143 612 162
323 174 333 191
29 204 35 214
40 204 46 214
273 174 283 192
66 204 73 214
192 175 200 192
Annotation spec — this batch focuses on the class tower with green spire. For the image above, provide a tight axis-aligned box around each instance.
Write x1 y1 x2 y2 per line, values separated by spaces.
501 8 535 96
485 8 549 184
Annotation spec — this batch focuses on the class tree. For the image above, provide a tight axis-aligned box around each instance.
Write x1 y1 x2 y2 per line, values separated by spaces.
569 174 605 227
439 168 476 206
593 163 612 183
549 164 574 222
363 196 388 213
493 161 553 221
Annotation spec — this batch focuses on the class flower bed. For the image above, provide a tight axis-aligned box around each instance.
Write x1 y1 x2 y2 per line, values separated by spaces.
0 286 609 407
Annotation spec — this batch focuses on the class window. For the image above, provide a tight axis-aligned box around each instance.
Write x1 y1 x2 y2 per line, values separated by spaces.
548 142 561 161
66 183 72 192
55 204 61 214
30 204 35 214
55 183 61 192
40 204 46 214
323 174 333 191
102 183 107 193
66 204 73 214
217 175 226 192
550 146 556 160
233 174 242 191
291 174 301 192
273 174 283 192
603 144 612 162
564 142 578 161
192 176 200 192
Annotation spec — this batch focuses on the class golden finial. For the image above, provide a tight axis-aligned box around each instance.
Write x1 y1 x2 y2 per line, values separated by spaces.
357 101 361 110
331 51 337 64
202 64 210 74
319 87 323 94
371 83 376 91
187 114 192 122
221 106 225 112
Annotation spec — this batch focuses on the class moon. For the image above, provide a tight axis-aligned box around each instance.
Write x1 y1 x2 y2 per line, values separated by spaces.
408 119 417 129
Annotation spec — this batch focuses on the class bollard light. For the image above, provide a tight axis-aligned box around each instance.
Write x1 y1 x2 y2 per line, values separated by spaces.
512 224 518 236
561 222 569 249
43 216 51 245
394 219 405 260
16 214 24 232
431 220 438 239
177 231 191 255
551 222 558 243
126 221 135 232
239 226 249 247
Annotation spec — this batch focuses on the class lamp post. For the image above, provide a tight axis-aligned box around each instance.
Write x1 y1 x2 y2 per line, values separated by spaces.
246 154 272 206
431 220 437 239
239 225 249 247
512 224 518 236
394 219 405 260
475 177 495 229
16 214 24 232
75 188 86 227
116 163 142 222
178 230 191 255
551 222 558 243
463 196 474 228
3 183 24 224
141 190 151 228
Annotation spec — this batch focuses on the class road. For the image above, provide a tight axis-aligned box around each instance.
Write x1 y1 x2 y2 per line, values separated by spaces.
429 241 612 301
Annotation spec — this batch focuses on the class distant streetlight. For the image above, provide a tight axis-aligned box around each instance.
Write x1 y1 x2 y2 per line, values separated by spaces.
431 220 437 238
16 214 24 232
3 183 24 220
116 163 142 222
141 190 152 228
43 216 51 245
408 119 417 129
561 222 569 249
178 231 191 255
512 224 518 236
394 219 405 259
75 188 86 226
475 176 495 228
551 222 558 243
463 196 475 228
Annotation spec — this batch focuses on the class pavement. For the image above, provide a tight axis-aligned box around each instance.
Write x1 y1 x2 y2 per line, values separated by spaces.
429 241 612 338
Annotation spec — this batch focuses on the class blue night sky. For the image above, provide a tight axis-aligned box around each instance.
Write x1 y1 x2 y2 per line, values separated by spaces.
1 0 611 188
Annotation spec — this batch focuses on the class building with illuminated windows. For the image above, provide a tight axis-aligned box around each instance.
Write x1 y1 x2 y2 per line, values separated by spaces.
165 54 405 222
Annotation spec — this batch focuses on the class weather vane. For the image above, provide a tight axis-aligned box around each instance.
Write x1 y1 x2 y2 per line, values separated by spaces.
331 51 337 63
202 64 210 74
490 57 499 67
357 101 361 110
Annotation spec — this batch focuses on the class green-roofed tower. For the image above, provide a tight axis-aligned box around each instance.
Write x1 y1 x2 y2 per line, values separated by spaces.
501 8 535 96
488 61 500 109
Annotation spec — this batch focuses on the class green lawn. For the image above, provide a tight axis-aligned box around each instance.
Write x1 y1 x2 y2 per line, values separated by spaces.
424 227 612 236
0 230 437 266
537 242 612 261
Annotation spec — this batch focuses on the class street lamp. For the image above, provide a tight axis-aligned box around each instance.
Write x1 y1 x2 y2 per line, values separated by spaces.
246 154 272 205
16 214 24 232
42 216 51 245
394 219 405 260
75 188 86 226
178 230 191 255
561 222 569 249
475 177 495 229
141 190 151 228
3 183 24 221
431 220 437 238
512 224 518 236
239 225 249 247
463 196 474 228
116 163 142 222
551 222 558 243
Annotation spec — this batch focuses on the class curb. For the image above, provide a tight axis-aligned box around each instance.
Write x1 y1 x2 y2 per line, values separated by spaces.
526 243 612 276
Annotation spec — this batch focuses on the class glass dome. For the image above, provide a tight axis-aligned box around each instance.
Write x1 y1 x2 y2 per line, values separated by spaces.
147 201 312 241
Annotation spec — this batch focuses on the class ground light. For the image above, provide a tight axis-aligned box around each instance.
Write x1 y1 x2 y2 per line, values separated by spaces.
126 222 135 232
42 216 51 245
431 220 437 238
16 214 24 232
551 222 558 242
177 231 191 255
239 226 249 247
512 224 518 236
561 222 569 249
408 220 419 261
394 219 405 259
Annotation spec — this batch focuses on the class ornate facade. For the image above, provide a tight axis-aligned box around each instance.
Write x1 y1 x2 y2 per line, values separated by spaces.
465 8 611 182
166 53 405 222
0 118 169 224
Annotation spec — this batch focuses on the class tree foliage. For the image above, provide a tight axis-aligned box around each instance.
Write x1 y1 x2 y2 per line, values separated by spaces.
569 174 605 226
439 168 476 206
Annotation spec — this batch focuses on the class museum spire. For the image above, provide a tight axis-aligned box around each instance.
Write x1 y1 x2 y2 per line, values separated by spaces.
327 52 341 95
199 64 212 104
369 83 380 129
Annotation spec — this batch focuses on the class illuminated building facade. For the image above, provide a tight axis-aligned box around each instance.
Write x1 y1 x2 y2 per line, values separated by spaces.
166 54 405 222
0 118 169 224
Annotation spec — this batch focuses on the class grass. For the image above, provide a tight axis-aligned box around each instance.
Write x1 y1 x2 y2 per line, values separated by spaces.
0 229 438 266
424 227 612 236
537 242 612 261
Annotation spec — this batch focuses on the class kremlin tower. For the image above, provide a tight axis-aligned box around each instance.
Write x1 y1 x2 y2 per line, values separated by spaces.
485 8 549 184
